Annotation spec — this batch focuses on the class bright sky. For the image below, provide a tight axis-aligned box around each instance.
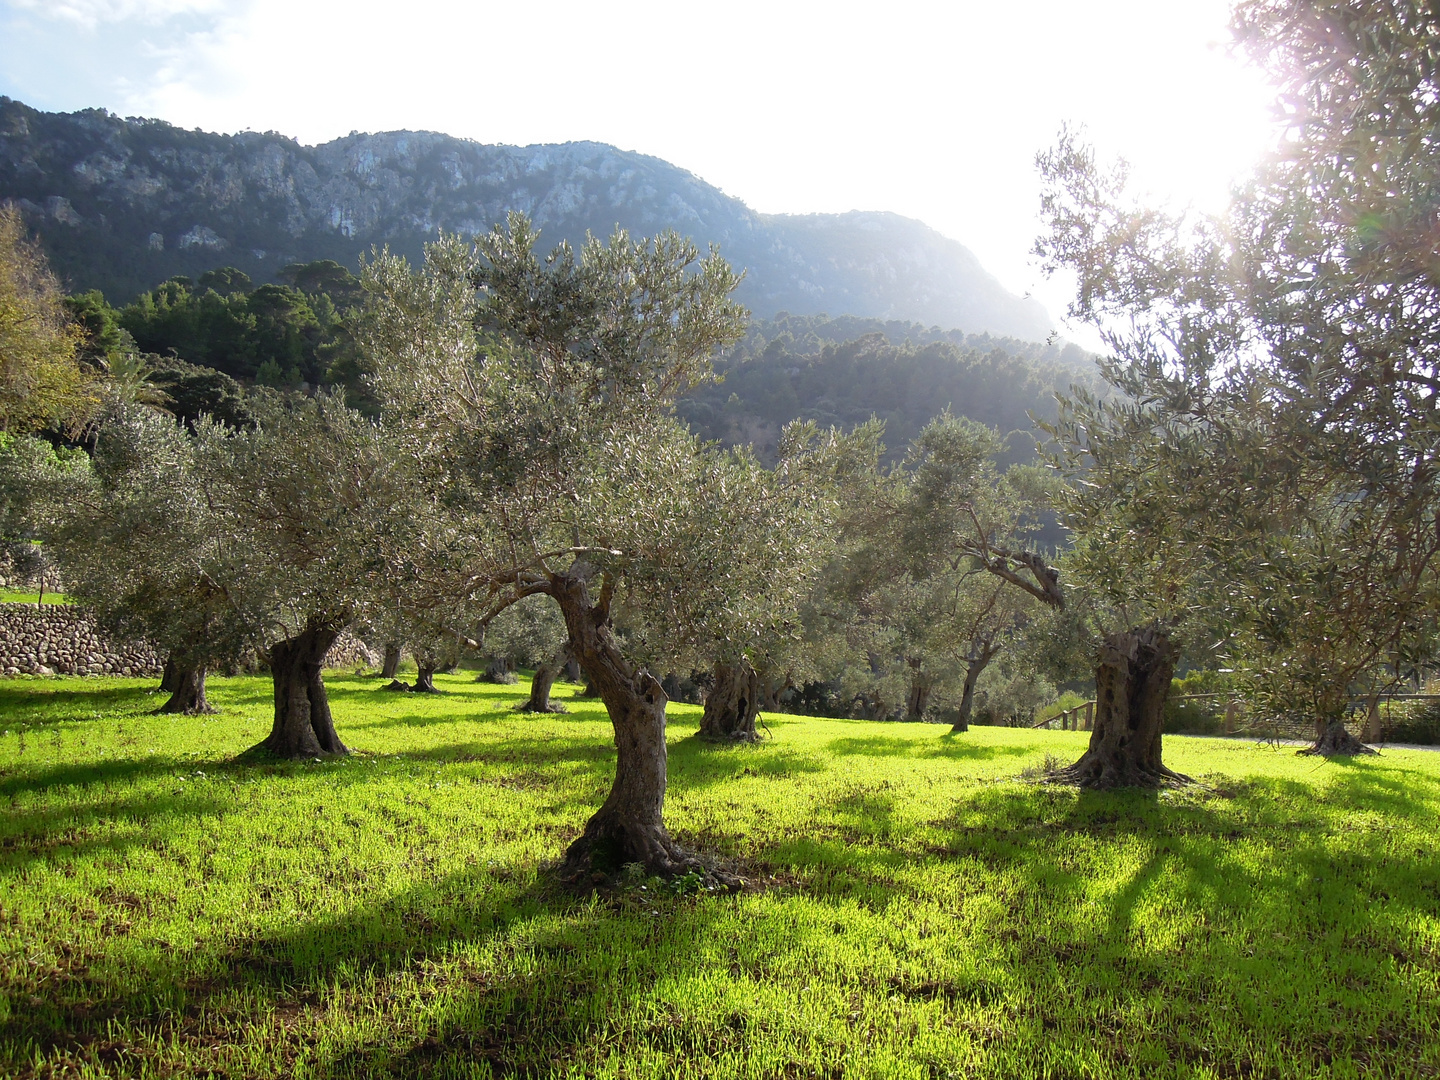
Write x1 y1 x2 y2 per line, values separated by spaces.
0 0 1278 341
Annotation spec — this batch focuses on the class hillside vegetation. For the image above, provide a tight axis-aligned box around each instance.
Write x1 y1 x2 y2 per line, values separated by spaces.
2 672 1437 1078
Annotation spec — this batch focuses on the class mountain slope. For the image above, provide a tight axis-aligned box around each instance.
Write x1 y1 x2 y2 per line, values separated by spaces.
0 98 1052 339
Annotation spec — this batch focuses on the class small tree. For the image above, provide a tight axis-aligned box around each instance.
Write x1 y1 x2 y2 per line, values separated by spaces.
0 206 90 433
48 405 266 713
821 414 1061 728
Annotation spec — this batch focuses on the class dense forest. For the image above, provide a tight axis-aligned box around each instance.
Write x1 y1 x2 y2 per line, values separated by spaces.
61 269 1092 462
683 314 1094 464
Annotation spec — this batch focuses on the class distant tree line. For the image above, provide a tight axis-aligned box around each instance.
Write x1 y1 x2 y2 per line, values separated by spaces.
679 314 1095 466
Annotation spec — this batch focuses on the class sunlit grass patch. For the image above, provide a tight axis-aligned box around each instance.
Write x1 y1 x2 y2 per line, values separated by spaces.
1 672 1437 1077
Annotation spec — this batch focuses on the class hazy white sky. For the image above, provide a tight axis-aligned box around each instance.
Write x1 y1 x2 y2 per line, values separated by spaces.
0 0 1278 337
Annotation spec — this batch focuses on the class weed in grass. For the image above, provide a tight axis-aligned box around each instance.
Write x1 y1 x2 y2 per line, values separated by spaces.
0 672 1437 1077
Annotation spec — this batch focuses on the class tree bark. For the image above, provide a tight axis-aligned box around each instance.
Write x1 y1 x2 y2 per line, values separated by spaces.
905 658 933 722
482 656 516 684
159 654 179 694
951 666 980 733
251 621 349 759
949 642 999 734
1052 623 1190 788
563 657 582 683
159 662 213 715
758 673 788 712
412 661 440 693
520 646 570 713
700 659 761 741
549 568 704 883
380 643 401 680
1300 710 1378 756
1362 695 1386 744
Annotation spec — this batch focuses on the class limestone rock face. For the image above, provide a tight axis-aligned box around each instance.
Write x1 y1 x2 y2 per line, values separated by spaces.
0 97 1052 340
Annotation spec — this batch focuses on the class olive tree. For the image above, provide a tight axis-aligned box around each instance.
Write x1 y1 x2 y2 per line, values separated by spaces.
48 405 266 713
1035 0 1440 766
207 395 412 757
359 217 797 880
822 414 1061 727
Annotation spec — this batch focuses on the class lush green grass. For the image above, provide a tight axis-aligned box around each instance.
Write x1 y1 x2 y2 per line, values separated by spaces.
0 590 68 605
1 673 1437 1079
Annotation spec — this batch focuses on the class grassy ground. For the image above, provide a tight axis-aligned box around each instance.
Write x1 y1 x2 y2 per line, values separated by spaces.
1 673 1437 1079
0 590 68 605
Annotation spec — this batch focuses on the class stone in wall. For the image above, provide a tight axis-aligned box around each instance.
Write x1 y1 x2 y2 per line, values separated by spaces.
323 632 380 671
0 604 163 677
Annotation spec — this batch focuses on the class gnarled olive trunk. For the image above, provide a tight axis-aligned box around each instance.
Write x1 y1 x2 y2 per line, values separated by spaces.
380 643 401 680
1362 696 1385 744
1053 623 1189 788
521 646 570 713
412 661 440 693
563 657 582 683
159 654 179 694
159 661 213 715
950 641 999 734
252 621 348 759
1301 695 1377 756
700 659 762 741
550 569 699 882
758 673 788 712
905 659 932 722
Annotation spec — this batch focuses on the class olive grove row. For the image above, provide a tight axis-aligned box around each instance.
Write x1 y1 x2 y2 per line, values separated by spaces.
1 0 1436 880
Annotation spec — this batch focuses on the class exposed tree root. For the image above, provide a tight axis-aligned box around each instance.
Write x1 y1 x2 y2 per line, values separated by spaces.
516 701 569 714
379 679 411 692
556 813 742 892
1047 751 1193 790
1298 721 1378 757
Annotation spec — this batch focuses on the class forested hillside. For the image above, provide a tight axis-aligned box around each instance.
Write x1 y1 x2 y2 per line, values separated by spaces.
683 314 1095 463
0 97 1052 339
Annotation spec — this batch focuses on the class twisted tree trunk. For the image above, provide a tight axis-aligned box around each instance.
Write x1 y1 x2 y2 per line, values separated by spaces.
252 621 348 759
520 646 570 713
700 659 761 741
159 661 213 715
159 654 179 694
905 659 933 722
1301 695 1377 756
563 657 582 683
380 643 401 680
550 568 703 883
950 640 999 734
1052 623 1189 788
412 661 440 693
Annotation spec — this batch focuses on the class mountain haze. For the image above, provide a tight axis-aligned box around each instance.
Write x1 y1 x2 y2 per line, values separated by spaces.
0 98 1052 339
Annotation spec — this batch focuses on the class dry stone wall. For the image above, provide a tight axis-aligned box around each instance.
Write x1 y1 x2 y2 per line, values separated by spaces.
0 604 162 677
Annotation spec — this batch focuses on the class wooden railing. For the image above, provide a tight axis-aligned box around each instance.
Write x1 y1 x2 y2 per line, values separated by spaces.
1033 700 1095 731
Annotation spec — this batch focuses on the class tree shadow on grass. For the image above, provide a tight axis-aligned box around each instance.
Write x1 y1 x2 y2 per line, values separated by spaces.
0 681 161 724
823 734 1033 760
8 764 1440 1078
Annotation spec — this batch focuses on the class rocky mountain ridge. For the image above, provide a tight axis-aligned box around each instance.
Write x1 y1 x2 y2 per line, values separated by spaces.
0 97 1053 339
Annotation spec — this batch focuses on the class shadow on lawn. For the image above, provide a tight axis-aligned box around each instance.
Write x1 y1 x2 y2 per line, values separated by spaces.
824 734 1033 760
8 763 1440 1078
0 681 162 724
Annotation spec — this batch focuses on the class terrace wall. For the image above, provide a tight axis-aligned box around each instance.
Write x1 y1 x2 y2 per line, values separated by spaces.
0 604 161 677
0 603 381 678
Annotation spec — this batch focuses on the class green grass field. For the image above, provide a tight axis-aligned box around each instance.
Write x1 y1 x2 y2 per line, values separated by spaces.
1 673 1437 1078
0 590 68 605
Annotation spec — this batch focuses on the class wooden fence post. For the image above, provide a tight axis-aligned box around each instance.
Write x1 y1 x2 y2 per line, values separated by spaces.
1223 699 1240 735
